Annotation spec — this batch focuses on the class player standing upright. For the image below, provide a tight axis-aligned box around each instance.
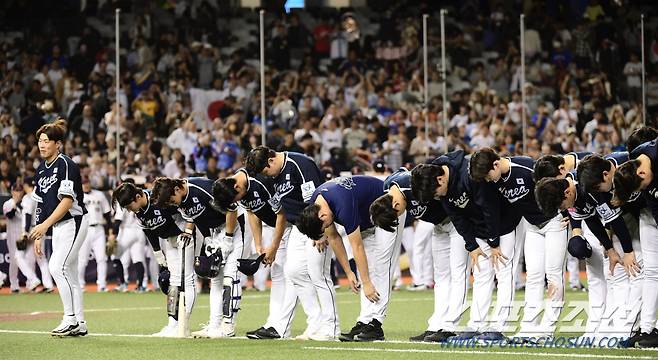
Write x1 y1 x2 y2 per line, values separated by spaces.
78 177 112 292
29 119 89 336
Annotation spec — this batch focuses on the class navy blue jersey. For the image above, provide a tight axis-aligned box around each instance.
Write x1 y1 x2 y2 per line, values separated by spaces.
135 190 183 251
311 176 384 234
269 152 323 224
567 151 593 168
384 168 447 224
494 157 549 226
33 153 87 225
605 152 629 167
631 140 658 223
431 150 509 252
236 169 277 228
178 177 230 237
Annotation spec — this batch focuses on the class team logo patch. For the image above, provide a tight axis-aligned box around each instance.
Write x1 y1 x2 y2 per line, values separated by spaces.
285 174 290 180
254 191 259 197
53 167 58 173
516 178 524 185
154 210 161 215
192 197 199 203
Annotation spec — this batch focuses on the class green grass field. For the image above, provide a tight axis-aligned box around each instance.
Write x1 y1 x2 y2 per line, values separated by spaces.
0 288 656 359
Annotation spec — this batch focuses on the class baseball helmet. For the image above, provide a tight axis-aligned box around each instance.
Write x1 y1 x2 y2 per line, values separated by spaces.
194 251 223 279
238 253 266 276
567 235 592 260
158 267 170 294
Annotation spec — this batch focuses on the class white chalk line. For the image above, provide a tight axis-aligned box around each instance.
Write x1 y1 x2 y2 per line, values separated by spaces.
302 346 657 359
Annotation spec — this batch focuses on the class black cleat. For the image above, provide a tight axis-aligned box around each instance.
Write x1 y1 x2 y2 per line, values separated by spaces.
637 329 658 348
250 327 281 339
246 327 265 339
354 320 385 342
425 330 456 343
339 321 367 342
409 330 436 342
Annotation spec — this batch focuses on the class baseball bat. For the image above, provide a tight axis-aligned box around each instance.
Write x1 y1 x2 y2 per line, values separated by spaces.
177 242 187 337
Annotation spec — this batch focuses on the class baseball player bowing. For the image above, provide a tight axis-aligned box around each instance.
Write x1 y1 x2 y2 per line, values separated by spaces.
245 147 335 340
152 176 244 338
411 150 521 343
613 138 658 348
297 176 387 342
112 182 196 337
535 168 630 343
371 167 469 343
212 168 298 340
470 148 569 340
29 119 89 337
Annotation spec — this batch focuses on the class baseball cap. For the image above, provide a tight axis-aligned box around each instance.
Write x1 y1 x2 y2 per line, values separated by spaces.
567 235 592 260
237 254 266 276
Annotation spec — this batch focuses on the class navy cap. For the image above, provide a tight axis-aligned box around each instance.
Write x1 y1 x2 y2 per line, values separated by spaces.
237 253 266 276
568 235 592 260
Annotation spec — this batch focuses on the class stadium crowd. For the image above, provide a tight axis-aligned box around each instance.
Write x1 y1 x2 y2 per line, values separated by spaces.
0 0 658 288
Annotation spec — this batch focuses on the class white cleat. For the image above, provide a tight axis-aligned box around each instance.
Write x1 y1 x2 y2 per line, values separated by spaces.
152 325 178 338
70 321 88 336
192 324 221 338
309 333 336 341
220 323 235 338
295 329 314 341
51 318 79 337
27 278 41 292
0 272 7 288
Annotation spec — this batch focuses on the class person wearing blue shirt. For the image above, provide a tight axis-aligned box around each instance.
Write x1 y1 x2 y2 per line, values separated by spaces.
29 119 89 337
297 176 393 342
152 176 244 339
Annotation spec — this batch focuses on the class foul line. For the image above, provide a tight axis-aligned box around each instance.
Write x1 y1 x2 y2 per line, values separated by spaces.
302 346 657 359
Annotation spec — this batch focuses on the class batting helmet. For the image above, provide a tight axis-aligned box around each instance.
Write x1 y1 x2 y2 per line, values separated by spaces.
567 235 592 260
238 253 266 276
158 267 170 294
194 251 223 279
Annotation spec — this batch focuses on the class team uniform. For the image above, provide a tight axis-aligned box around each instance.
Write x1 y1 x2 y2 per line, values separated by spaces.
268 152 333 338
78 189 111 291
133 190 196 336
629 141 658 337
386 168 469 338
314 176 405 333
431 150 522 337
177 177 244 337
234 169 297 338
19 191 55 291
113 206 147 289
33 153 89 333
492 157 569 337
564 152 593 289
3 195 49 291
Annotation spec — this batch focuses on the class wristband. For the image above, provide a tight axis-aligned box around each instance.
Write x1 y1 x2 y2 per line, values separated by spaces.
184 228 193 235
225 232 234 237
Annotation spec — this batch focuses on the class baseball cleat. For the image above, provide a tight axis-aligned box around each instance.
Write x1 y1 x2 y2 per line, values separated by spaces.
152 325 178 338
309 333 336 341
220 323 235 337
246 327 265 339
51 319 79 337
407 284 431 291
354 320 385 342
448 330 481 341
43 287 55 293
476 331 507 344
248 327 281 339
409 330 436 342
339 321 367 342
294 330 313 341
425 330 456 343
27 278 41 292
70 321 88 337
637 329 658 348
0 272 7 288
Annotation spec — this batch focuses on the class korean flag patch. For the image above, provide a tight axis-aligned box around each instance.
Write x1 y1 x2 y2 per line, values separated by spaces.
192 197 199 203
154 210 161 215
516 178 524 185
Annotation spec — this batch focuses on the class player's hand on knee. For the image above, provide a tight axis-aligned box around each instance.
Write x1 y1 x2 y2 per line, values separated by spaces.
560 216 570 229
346 271 360 294
154 250 167 267
363 280 380 302
263 246 277 266
489 247 508 271
313 238 328 252
178 233 193 247
469 247 486 273
623 251 641 277
606 248 623 276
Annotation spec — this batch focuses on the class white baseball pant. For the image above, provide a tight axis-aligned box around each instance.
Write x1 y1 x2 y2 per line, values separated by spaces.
162 236 196 316
208 223 244 328
15 243 54 289
426 220 470 332
49 215 89 323
639 209 658 334
518 214 568 335
468 221 525 332
78 225 107 289
413 220 437 287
